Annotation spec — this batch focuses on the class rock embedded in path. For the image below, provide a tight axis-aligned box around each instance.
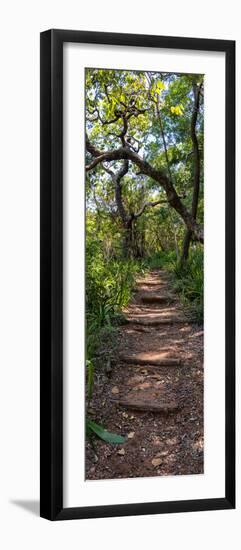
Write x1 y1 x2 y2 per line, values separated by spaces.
111 386 119 394
113 397 180 413
120 352 182 367
125 316 186 326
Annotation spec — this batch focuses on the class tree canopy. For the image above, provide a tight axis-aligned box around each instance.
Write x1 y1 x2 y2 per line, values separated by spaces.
85 68 204 259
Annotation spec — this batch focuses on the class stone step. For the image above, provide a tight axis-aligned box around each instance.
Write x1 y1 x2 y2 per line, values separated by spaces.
126 326 152 333
113 398 179 413
120 352 182 367
136 280 168 286
125 316 186 326
141 294 174 304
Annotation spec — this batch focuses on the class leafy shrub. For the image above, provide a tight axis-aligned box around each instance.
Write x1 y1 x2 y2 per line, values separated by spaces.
169 247 204 322
86 234 146 396
142 246 203 322
144 250 176 270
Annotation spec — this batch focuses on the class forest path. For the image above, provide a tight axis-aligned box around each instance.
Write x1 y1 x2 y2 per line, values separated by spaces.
86 269 204 480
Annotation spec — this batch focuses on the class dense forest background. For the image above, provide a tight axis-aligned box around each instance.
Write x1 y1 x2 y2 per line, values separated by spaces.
85 69 204 438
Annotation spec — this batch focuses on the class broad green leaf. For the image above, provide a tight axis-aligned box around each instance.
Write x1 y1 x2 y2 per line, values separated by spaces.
86 419 126 444
86 359 94 399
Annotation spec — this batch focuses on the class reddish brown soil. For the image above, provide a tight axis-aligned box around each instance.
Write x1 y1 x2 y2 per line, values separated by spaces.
85 270 204 480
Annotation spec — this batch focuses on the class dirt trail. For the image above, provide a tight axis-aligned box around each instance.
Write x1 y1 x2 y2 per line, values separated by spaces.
86 270 204 479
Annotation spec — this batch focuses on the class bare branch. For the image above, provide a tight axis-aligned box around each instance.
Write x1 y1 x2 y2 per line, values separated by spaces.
134 200 167 219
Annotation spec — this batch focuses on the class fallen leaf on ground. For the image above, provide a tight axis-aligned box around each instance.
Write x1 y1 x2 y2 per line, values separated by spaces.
127 432 135 439
111 386 119 394
139 382 151 390
152 458 162 467
117 448 125 456
127 375 144 386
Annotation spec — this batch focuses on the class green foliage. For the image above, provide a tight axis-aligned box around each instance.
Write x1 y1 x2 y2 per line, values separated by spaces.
86 252 145 352
144 250 176 270
169 247 204 322
86 220 146 403
86 238 145 338
143 247 203 322
86 419 126 444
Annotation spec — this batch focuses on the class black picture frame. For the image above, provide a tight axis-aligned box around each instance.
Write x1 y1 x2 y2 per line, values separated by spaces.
40 29 235 521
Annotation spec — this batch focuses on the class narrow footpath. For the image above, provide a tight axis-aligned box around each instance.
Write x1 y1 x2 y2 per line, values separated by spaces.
86 270 204 479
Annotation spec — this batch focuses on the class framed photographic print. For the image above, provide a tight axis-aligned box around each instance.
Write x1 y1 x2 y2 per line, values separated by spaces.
40 29 235 520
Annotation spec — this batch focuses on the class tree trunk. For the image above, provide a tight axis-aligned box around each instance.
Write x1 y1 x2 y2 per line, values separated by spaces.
181 228 192 263
181 81 202 265
122 219 133 258
122 218 144 259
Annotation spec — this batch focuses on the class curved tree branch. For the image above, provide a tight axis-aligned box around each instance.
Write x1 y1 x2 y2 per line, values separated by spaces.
134 200 166 219
103 161 167 224
86 135 204 243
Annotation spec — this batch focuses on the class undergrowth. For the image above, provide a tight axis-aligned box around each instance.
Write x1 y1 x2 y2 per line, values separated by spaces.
86 237 146 398
145 247 203 323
